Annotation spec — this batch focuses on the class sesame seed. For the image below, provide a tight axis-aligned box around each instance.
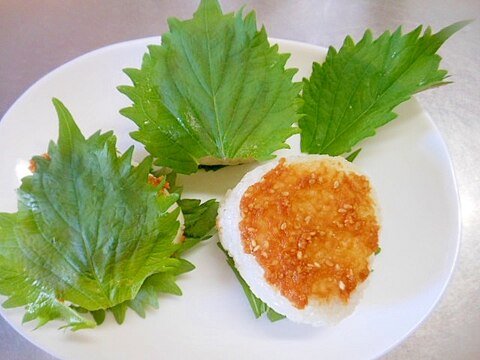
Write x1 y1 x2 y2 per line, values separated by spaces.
280 222 287 230
304 215 312 224
325 259 334 267
333 180 340 189
282 191 290 196
314 262 321 268
339 281 346 291
297 251 303 260
261 251 268 257
343 204 353 209
251 240 257 248
335 264 340 271
253 245 260 252
338 208 347 213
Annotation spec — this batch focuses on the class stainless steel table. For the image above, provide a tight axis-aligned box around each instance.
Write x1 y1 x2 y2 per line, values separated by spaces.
1 1 479 359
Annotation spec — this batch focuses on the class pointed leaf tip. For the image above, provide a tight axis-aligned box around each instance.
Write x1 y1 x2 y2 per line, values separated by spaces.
435 19 472 40
51 98 84 147
197 0 222 16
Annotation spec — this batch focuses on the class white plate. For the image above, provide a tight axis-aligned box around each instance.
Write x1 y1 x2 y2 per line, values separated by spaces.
0 38 460 360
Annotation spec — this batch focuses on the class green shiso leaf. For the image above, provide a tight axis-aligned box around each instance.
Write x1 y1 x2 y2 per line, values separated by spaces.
118 0 301 174
217 242 285 322
0 213 96 330
179 198 219 248
345 148 362 162
95 191 219 323
299 21 470 156
266 308 286 322
90 309 106 325
0 99 184 329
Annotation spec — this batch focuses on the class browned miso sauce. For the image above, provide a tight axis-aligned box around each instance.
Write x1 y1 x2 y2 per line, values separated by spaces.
239 158 380 309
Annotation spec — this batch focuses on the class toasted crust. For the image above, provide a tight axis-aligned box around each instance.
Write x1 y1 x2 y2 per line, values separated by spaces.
217 155 380 326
